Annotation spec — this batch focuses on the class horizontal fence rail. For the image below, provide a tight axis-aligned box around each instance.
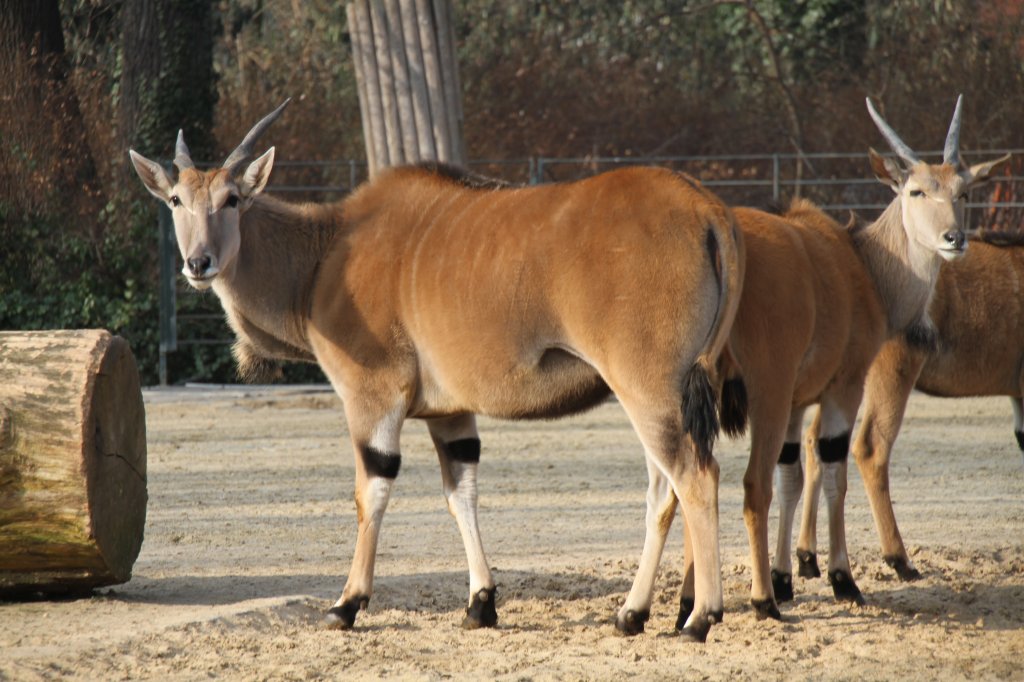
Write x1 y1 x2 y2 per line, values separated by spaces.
158 150 1024 384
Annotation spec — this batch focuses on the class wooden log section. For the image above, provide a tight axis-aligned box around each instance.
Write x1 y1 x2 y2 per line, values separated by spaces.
0 330 147 596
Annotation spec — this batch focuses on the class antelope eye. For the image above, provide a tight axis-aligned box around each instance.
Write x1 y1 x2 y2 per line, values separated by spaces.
170 195 182 207
226 195 239 209
909 189 925 198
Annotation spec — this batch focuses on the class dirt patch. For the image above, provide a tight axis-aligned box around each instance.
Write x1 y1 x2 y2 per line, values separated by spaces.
2 387 1022 680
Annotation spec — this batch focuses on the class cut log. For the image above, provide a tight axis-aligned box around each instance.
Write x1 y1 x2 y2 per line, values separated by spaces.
0 330 147 596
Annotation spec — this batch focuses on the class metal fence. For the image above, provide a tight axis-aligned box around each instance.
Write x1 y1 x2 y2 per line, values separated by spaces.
157 150 1024 384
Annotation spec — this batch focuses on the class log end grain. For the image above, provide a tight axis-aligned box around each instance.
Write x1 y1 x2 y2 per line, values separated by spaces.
0 330 147 597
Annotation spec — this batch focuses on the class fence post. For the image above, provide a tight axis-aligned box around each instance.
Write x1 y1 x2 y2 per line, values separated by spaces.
158 203 178 386
772 153 780 202
531 157 545 185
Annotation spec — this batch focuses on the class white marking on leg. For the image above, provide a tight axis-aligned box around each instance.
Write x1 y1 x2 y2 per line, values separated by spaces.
369 399 407 453
821 459 850 571
773 408 806 577
429 415 494 601
773 459 803 576
335 400 406 609
819 406 850 441
621 459 676 620
445 460 493 598
816 400 854 574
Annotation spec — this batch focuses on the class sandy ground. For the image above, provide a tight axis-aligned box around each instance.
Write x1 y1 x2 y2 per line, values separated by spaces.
1 385 1022 681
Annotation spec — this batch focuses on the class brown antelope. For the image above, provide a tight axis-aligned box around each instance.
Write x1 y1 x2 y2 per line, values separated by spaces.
797 230 1022 583
660 96 1009 626
129 101 744 641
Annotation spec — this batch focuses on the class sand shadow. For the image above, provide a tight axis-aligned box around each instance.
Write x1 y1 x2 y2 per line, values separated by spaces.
84 567 634 614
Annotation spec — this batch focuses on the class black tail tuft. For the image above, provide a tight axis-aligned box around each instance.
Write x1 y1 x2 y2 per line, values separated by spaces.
720 377 749 438
682 363 720 466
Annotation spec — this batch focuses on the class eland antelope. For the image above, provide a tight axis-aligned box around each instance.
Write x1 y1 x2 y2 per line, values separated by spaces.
665 96 1009 625
798 229 1022 583
129 101 744 641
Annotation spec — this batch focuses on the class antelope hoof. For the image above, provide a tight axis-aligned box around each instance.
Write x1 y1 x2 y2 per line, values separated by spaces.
615 608 650 636
771 569 794 603
828 570 866 605
884 555 922 582
462 587 498 629
751 598 782 621
323 596 368 630
676 609 721 644
797 549 821 578
674 596 695 632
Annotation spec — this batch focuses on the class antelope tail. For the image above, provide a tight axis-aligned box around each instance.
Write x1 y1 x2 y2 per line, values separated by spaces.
683 205 745 465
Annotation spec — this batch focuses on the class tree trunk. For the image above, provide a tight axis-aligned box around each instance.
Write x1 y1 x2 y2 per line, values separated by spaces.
119 0 217 161
0 0 102 231
348 0 466 174
0 330 148 596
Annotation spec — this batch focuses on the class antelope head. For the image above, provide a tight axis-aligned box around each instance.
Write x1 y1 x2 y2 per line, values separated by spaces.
129 100 290 289
866 95 1010 262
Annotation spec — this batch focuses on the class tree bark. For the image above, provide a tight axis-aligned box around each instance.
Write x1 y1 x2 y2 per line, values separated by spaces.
348 0 465 173
0 0 102 231
0 330 148 596
119 0 217 161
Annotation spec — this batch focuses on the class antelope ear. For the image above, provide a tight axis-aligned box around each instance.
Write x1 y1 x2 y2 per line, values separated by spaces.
238 147 275 203
868 148 905 193
129 150 174 202
963 152 1011 189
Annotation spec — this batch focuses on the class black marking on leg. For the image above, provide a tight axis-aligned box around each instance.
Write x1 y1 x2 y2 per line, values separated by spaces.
885 555 922 582
905 321 940 353
778 441 800 465
797 549 821 578
771 569 794 602
1015 430 1024 452
818 433 851 464
674 595 695 632
751 598 782 621
447 438 481 464
828 569 866 605
462 587 498 629
677 608 722 643
720 377 749 438
362 445 401 479
323 595 369 630
615 608 650 636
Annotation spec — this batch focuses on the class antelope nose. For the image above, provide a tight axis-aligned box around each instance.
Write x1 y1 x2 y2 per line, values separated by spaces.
187 255 212 277
943 230 965 250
